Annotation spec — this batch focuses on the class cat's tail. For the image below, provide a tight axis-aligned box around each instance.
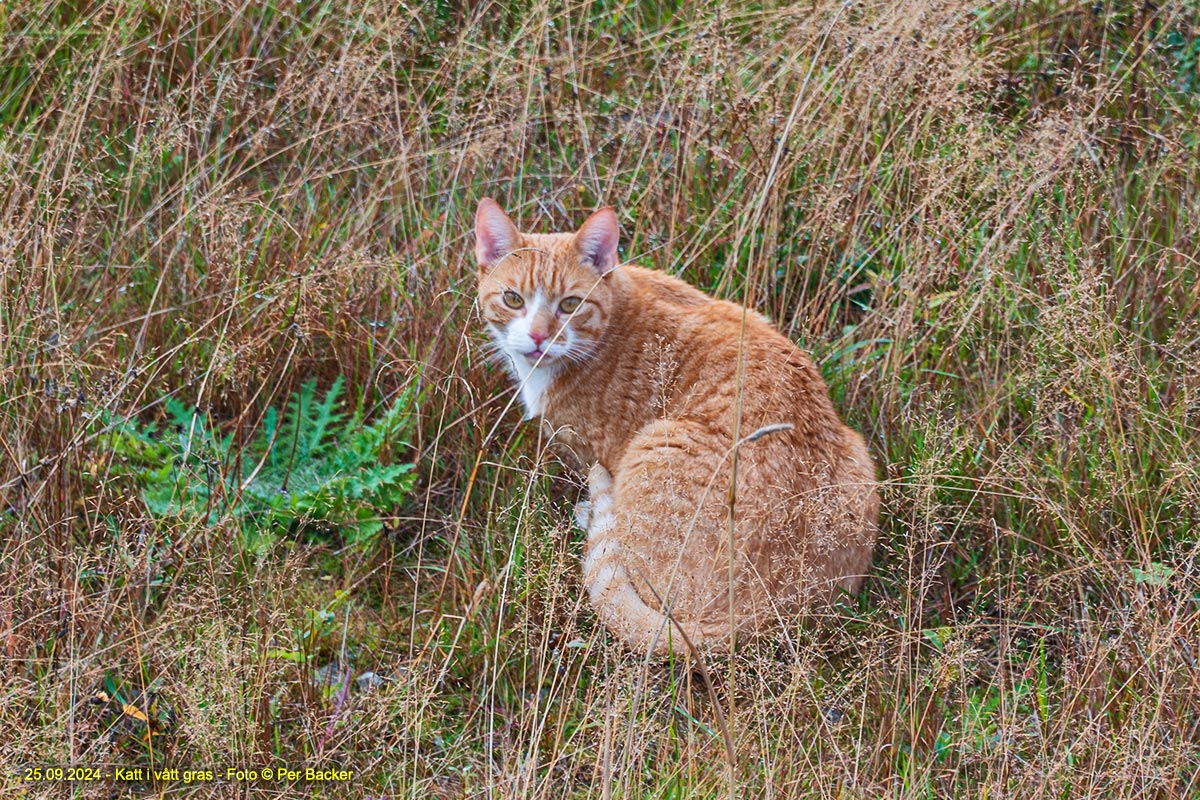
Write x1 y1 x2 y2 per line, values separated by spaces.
582 536 724 658
579 462 728 658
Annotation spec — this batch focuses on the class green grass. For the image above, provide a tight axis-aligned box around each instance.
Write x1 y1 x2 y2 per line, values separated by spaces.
2 0 1199 798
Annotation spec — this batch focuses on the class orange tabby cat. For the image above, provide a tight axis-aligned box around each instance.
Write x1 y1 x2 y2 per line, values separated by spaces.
475 198 878 657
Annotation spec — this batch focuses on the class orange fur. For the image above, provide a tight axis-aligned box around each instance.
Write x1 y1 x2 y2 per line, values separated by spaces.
475 199 879 657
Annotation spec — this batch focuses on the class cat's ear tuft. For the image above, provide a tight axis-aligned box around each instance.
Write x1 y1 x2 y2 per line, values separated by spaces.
475 198 520 269
574 207 620 275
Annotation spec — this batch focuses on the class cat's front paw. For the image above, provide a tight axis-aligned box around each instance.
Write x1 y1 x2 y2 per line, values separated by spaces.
584 464 615 539
573 499 591 531
587 463 614 498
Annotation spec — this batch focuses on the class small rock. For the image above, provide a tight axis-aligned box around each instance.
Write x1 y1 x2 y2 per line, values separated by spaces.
356 671 385 692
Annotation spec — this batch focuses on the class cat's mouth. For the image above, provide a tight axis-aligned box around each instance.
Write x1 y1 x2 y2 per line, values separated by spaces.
522 348 553 364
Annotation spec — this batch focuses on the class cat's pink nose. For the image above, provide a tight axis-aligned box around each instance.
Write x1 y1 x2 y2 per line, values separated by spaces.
530 330 548 347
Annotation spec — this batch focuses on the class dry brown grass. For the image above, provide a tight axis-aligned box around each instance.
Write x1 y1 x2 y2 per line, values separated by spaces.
2 0 1199 797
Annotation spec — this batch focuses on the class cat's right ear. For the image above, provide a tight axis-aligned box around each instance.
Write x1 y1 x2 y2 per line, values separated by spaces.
574 207 620 275
475 198 520 270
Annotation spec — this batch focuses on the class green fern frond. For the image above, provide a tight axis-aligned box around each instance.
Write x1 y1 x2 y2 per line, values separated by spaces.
107 376 418 546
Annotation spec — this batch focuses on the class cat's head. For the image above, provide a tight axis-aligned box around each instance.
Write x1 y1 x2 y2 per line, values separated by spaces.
474 198 620 369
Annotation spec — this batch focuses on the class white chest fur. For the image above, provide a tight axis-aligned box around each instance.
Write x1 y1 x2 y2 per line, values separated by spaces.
509 356 556 419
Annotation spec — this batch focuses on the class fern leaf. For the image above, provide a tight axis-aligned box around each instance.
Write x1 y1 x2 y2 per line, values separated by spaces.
112 375 418 547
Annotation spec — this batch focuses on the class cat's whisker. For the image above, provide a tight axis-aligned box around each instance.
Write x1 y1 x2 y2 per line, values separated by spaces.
477 337 504 353
563 349 596 366
477 340 508 359
562 339 601 364
477 338 522 369
561 345 595 364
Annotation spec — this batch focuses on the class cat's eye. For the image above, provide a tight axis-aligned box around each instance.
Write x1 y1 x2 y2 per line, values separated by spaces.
502 290 524 310
558 296 582 314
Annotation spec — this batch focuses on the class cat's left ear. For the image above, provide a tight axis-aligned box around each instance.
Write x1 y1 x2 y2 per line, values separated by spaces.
574 207 620 275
